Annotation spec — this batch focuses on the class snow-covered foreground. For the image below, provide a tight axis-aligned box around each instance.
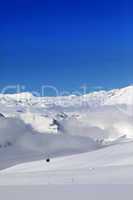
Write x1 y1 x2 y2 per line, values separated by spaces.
1 86 133 198
1 140 133 185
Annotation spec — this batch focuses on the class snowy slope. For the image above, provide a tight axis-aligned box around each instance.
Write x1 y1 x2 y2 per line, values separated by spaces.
1 140 133 184
0 85 133 186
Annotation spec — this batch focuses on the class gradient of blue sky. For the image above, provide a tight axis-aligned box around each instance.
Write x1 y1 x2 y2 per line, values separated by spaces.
0 0 133 93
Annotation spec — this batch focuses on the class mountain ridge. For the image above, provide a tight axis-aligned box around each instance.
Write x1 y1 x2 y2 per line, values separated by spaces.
0 85 133 107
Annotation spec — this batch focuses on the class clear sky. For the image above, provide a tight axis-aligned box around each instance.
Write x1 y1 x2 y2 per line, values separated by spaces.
0 0 133 94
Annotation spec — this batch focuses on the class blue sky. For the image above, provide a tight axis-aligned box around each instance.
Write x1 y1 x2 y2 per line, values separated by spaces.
0 0 133 94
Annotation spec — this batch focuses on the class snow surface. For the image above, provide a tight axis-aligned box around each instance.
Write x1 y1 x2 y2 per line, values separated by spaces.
1 86 133 198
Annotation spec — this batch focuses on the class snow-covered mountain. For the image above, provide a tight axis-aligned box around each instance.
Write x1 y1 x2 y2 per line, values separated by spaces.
1 85 133 110
0 85 133 135
0 85 133 142
1 85 133 186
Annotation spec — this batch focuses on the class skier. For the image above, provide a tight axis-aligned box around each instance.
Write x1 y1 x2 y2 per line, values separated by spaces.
46 158 50 163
